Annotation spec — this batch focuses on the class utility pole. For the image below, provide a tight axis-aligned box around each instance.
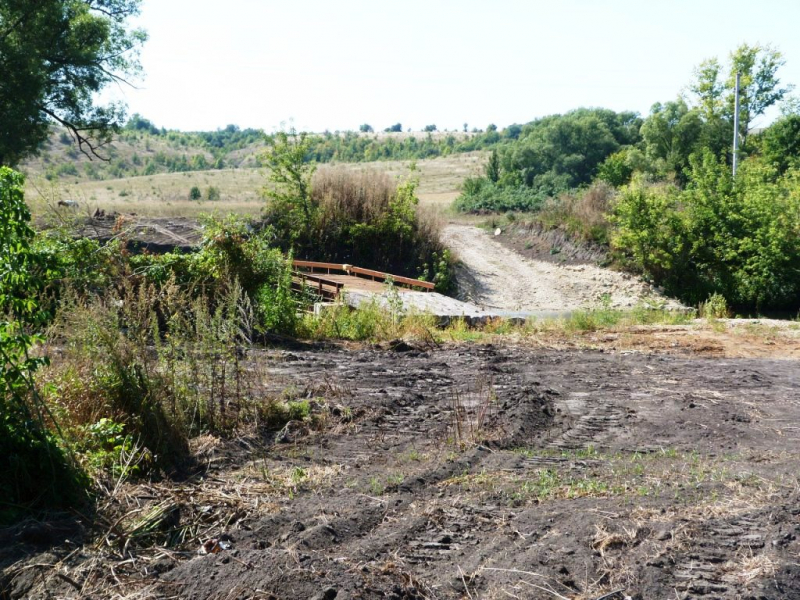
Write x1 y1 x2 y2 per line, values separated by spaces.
732 71 741 177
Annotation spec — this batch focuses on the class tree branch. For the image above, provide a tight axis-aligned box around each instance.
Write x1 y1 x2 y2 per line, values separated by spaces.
37 105 112 162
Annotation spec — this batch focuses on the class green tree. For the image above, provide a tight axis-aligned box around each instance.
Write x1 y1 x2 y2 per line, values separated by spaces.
596 149 634 187
0 0 147 166
640 99 705 182
690 43 793 146
501 108 640 194
485 149 500 183
260 129 317 233
384 123 402 133
759 115 800 174
359 123 374 133
423 124 437 133
613 153 800 310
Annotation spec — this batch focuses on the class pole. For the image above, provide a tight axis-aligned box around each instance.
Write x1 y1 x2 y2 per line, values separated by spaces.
732 71 741 177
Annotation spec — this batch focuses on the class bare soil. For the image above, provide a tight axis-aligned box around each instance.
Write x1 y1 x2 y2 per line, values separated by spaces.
4 335 800 600
443 225 684 312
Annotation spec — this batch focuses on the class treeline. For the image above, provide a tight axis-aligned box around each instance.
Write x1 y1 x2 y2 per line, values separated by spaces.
34 117 521 181
300 126 511 162
457 43 797 214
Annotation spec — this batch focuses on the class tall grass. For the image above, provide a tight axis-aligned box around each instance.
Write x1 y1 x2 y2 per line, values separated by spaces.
536 182 615 245
41 276 270 471
266 167 455 291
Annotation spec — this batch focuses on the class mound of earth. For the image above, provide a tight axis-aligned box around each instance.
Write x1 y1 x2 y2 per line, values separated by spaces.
61 211 204 253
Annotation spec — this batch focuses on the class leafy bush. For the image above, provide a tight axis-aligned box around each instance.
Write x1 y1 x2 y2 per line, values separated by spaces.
0 167 85 523
454 108 640 213
537 182 615 244
699 293 730 319
454 177 546 213
758 114 800 175
189 186 202 200
612 153 800 311
596 150 634 187
206 185 220 201
261 133 454 292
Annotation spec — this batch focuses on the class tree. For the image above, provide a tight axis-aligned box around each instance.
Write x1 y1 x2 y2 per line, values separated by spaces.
759 115 800 174
0 167 84 521
359 123 373 133
689 43 793 145
423 124 437 133
260 129 316 233
0 0 147 166
640 99 705 182
485 149 500 183
384 123 402 133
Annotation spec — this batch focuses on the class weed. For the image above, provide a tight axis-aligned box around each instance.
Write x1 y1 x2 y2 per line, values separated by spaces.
700 292 730 319
368 477 385 496
450 377 497 449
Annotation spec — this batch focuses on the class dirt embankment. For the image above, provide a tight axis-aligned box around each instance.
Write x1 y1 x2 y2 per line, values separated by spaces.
4 342 800 599
443 224 684 312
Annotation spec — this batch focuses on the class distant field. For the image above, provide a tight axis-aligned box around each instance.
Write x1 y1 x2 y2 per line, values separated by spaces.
24 152 487 218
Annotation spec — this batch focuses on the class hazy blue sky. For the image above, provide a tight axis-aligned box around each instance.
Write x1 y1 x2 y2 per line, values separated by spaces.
113 0 800 132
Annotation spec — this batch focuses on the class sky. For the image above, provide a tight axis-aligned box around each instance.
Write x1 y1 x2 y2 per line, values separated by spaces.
109 0 800 133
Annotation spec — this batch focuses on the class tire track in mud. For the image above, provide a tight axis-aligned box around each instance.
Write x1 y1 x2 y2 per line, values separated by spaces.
17 345 796 600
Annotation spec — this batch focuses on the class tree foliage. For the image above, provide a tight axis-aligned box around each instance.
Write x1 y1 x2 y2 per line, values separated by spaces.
758 114 800 175
456 108 642 212
690 43 793 144
0 168 83 522
0 0 147 166
261 129 317 236
612 154 800 310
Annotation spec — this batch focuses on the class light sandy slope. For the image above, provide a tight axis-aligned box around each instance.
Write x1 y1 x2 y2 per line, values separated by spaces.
442 224 684 312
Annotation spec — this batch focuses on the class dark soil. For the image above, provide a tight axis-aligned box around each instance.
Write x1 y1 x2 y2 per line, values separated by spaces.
494 222 609 266
3 343 800 599
71 212 202 253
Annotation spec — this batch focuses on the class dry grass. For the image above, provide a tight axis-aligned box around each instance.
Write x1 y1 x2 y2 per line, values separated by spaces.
312 167 398 224
23 152 486 219
537 181 615 243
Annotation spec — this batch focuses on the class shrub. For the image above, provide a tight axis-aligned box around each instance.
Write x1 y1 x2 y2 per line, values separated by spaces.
612 153 800 311
699 293 730 319
43 274 263 466
263 158 455 292
0 167 85 523
596 150 634 187
189 186 201 200
537 182 615 244
455 177 546 213
206 185 220 201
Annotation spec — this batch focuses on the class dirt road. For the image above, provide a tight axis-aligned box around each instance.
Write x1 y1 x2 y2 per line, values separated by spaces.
442 224 683 312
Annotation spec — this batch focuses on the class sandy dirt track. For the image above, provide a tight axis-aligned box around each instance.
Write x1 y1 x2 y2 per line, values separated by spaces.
442 224 683 312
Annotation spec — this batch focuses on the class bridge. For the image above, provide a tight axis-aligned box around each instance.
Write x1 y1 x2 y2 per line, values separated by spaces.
291 260 556 324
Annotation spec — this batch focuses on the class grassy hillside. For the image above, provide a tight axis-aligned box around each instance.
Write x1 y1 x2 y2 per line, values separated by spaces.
23 150 487 217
